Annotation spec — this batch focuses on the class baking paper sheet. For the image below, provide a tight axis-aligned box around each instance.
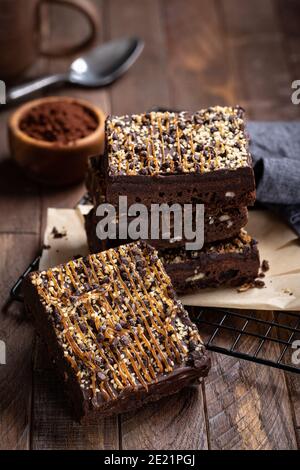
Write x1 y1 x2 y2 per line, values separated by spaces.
40 207 300 311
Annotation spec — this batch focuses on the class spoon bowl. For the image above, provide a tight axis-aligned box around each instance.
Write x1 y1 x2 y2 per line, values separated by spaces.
69 37 144 87
7 37 144 104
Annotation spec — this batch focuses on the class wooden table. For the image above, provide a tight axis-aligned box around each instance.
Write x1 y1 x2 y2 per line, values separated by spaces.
1 0 300 450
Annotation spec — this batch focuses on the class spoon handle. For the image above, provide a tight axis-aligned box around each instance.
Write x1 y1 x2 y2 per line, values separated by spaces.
7 74 68 104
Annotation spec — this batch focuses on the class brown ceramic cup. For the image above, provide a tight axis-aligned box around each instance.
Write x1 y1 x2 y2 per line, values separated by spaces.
0 0 99 82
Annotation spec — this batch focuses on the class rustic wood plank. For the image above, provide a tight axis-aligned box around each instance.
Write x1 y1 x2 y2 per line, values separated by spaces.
199 0 300 448
31 339 118 450
219 0 300 119
163 0 232 109
273 310 300 444
0 234 38 449
106 0 208 450
221 0 278 36
162 0 300 448
219 0 300 445
106 0 171 114
275 0 300 79
193 308 298 449
205 351 297 449
276 0 300 39
121 385 208 450
0 106 40 234
29 1 118 449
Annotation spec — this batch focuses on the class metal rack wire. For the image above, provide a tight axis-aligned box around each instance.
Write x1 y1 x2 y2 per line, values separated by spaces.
188 306 300 374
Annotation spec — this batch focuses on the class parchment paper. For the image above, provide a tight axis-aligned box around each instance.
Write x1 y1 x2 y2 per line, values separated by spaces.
40 207 300 311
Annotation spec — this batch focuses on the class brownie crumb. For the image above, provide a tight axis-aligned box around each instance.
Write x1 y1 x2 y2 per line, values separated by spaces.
258 272 265 278
282 287 293 296
237 282 253 293
51 226 67 239
237 278 265 292
254 279 265 289
42 244 51 250
261 259 270 272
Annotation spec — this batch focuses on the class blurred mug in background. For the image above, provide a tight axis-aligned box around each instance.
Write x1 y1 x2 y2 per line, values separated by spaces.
0 0 99 82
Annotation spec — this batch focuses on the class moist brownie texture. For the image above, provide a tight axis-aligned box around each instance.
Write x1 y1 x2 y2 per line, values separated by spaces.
159 230 260 293
85 205 249 250
23 242 210 420
93 106 255 208
84 222 259 295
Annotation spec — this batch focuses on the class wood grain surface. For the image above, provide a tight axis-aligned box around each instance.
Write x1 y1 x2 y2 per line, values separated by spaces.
0 0 299 450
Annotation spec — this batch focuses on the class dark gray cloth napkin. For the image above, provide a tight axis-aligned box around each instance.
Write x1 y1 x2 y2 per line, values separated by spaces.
248 122 300 205
248 122 300 236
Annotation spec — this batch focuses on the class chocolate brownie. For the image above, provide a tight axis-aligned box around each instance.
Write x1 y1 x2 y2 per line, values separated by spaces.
85 205 249 250
23 242 210 421
88 107 256 208
159 230 260 293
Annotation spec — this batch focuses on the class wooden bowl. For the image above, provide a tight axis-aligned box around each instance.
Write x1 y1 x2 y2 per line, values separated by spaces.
8 96 106 186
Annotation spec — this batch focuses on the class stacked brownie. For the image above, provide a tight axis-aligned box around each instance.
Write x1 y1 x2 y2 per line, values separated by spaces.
86 106 260 293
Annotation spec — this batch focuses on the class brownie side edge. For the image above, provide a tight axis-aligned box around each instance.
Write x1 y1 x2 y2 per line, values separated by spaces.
23 274 87 420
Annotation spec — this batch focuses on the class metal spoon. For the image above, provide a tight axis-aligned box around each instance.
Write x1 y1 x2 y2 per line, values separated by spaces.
6 37 144 104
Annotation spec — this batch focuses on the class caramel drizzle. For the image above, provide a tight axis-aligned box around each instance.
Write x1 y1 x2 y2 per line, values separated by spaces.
88 255 153 389
97 295 147 389
149 113 160 174
81 302 131 391
45 265 125 400
35 244 192 405
104 250 168 373
157 115 166 166
128 250 185 362
61 302 120 400
117 247 184 363
127 134 135 175
189 134 199 170
91 263 158 384
174 115 183 172
109 108 247 176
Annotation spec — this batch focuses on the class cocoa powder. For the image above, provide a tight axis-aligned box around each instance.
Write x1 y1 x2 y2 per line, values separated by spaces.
20 100 98 144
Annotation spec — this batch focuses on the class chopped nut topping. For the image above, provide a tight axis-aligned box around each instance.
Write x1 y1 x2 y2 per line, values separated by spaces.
106 106 250 176
30 242 205 403
159 229 255 264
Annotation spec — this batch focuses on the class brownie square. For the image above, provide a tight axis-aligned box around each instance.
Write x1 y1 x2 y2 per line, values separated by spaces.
95 106 256 208
23 242 210 420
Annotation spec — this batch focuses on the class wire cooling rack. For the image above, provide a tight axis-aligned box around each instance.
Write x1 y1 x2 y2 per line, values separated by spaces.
9 193 300 375
188 307 300 373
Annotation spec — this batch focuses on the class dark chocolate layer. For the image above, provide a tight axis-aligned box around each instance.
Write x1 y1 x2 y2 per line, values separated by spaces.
87 154 255 210
85 205 248 250
85 229 260 295
159 230 260 293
